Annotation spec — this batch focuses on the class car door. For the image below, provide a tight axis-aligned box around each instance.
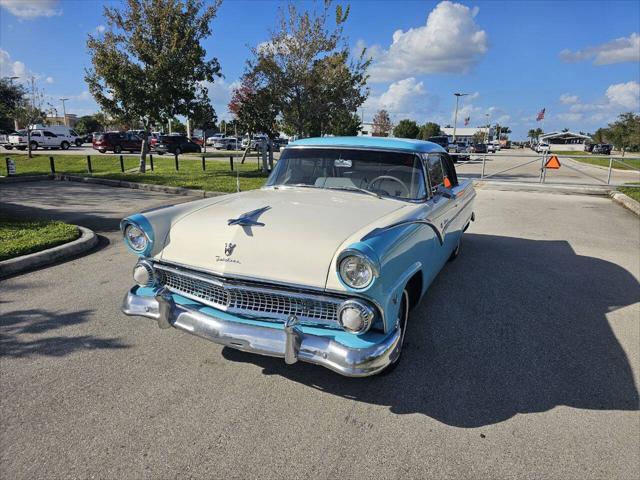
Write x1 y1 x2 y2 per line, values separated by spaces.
42 130 58 147
423 153 459 253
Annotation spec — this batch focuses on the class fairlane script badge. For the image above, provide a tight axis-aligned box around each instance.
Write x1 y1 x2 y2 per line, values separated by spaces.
217 243 240 264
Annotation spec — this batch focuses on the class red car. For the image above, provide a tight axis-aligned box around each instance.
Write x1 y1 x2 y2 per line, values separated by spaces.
93 132 142 154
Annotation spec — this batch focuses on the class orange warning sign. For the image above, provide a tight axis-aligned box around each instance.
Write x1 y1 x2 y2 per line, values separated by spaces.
545 155 561 169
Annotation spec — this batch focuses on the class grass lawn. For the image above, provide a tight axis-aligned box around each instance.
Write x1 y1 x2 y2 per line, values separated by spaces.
0 154 269 193
618 186 640 202
0 215 79 261
565 155 640 171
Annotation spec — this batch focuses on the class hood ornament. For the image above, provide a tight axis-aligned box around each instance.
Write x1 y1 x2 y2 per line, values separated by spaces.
228 206 271 227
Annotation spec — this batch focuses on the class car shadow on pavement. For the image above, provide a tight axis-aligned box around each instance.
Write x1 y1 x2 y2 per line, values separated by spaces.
0 308 128 358
222 233 640 427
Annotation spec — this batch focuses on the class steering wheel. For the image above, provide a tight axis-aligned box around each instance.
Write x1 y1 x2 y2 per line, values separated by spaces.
369 175 410 197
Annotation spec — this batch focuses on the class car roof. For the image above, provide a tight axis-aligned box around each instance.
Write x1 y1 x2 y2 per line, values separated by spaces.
288 136 446 153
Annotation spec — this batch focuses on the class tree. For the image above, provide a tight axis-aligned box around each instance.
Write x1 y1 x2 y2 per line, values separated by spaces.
592 127 609 144
86 0 222 172
393 119 420 139
606 112 640 155
418 122 441 140
372 109 392 137
0 78 24 131
189 92 217 152
527 128 543 140
495 124 511 140
14 76 46 158
229 74 280 169
330 111 361 136
472 131 485 144
246 1 370 138
75 115 103 135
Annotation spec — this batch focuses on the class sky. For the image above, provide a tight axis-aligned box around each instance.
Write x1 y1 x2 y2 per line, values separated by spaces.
1 0 639 139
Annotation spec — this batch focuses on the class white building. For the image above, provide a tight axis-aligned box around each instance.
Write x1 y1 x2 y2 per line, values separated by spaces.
538 131 590 151
358 121 375 137
441 126 495 145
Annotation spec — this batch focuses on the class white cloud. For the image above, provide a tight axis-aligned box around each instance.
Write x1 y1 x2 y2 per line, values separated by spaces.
364 77 428 117
605 81 640 109
95 24 106 34
557 113 583 122
365 1 488 82
0 0 62 19
559 93 579 105
559 33 640 65
0 49 25 79
45 76 54 84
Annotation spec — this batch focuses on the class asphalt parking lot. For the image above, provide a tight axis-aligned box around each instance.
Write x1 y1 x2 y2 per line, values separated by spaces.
1 181 638 479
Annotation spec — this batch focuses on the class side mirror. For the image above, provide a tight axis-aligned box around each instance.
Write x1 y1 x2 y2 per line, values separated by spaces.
436 184 455 199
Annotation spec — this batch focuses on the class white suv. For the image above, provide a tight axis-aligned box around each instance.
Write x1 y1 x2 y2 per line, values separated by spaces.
7 129 74 150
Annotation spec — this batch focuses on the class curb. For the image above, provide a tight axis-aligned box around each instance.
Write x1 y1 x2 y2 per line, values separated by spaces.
610 192 640 216
53 174 226 198
0 225 98 278
0 174 52 183
472 180 613 196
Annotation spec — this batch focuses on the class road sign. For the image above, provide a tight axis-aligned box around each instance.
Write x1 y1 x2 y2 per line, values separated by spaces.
545 155 561 169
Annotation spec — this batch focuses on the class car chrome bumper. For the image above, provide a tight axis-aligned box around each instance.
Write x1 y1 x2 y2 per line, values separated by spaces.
122 287 401 377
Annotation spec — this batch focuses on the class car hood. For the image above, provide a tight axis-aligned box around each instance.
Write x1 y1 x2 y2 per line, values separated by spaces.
158 187 407 289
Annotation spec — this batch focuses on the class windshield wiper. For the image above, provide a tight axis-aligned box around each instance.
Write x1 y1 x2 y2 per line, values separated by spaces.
325 186 383 199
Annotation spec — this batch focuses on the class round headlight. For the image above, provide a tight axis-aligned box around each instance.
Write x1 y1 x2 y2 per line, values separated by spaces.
125 224 148 252
339 255 374 289
337 299 375 334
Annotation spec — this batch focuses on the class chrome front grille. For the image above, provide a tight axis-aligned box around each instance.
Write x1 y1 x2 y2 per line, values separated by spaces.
154 263 341 328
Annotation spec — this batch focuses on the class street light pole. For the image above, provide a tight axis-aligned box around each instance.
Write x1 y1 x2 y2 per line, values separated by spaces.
485 113 490 143
452 92 469 144
60 98 69 127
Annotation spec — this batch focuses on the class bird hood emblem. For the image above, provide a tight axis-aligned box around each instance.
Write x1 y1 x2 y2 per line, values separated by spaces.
227 206 271 227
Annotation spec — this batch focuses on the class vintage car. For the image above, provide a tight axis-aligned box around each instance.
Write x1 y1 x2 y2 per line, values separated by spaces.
121 136 476 376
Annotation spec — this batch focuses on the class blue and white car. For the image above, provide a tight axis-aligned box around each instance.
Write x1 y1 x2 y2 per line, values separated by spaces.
121 137 476 376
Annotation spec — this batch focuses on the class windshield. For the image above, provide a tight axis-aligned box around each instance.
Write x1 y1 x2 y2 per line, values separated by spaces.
266 147 427 200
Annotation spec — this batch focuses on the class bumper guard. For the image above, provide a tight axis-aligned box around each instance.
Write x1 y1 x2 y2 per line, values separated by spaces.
122 287 400 377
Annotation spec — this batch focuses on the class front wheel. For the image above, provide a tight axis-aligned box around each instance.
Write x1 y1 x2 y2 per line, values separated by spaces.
60 141 70 150
174 147 181 155
380 289 409 375
75 139 83 147
114 145 122 154
449 237 461 261
30 141 38 150
4 145 13 150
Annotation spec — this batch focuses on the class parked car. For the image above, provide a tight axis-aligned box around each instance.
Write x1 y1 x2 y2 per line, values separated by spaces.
213 137 240 150
470 143 487 154
93 131 142 153
242 134 269 151
0 129 14 147
490 140 501 151
31 124 84 146
8 128 75 150
273 138 289 151
487 143 496 153
454 143 471 162
190 136 205 146
592 143 612 155
427 135 449 150
206 133 225 146
535 142 550 153
121 136 476 376
584 143 595 152
155 135 202 155
149 132 163 149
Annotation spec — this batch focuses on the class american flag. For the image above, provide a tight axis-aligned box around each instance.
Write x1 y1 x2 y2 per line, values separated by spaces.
536 108 545 121
464 116 470 126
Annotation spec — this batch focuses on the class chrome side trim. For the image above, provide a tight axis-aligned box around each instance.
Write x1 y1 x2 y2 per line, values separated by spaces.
361 219 444 245
122 288 401 377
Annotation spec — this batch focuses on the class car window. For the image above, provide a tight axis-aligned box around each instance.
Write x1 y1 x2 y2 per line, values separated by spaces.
426 154 445 192
32 131 42 137
43 131 56 137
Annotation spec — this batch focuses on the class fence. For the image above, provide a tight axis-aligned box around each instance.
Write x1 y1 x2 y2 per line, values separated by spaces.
450 150 640 187
2 151 264 178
